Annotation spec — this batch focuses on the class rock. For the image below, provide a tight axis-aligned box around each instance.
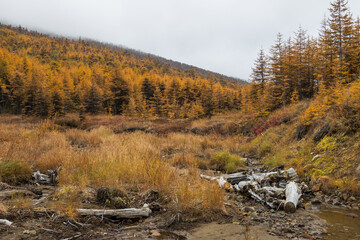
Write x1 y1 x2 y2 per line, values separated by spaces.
150 230 161 237
311 197 322 205
250 212 258 219
312 183 322 192
300 233 315 239
356 164 360 176
342 193 350 201
333 197 341 206
304 202 312 210
244 206 255 212
23 230 36 235
96 187 129 208
345 213 358 218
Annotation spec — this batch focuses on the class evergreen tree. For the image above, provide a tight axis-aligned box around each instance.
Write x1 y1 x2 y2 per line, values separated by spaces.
250 48 268 95
85 83 103 114
111 69 129 114
328 0 355 83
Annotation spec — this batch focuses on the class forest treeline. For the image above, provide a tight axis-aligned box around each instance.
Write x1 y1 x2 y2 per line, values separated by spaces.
1 0 359 120
245 0 360 116
0 24 243 118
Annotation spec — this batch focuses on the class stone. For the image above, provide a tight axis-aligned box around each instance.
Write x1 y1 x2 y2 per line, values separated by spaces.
250 212 258 218
349 196 356 201
23 230 36 235
244 206 255 212
312 183 322 192
356 164 360 176
345 213 358 218
300 233 315 239
150 230 161 237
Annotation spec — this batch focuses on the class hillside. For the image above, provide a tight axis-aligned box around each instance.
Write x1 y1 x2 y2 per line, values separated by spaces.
0 23 245 118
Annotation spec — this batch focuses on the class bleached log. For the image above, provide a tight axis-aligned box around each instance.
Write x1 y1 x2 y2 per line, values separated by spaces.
200 174 227 188
76 207 151 218
283 168 298 180
0 219 12 226
260 186 285 198
284 181 301 213
200 174 218 181
217 176 227 188
248 189 274 209
226 172 249 184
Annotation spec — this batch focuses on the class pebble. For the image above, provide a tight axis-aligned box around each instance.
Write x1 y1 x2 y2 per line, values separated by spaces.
151 230 161 237
23 230 36 235
250 212 258 219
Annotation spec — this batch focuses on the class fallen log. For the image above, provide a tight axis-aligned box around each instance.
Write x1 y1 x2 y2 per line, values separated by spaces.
200 174 227 187
226 172 249 184
76 207 151 218
284 181 301 213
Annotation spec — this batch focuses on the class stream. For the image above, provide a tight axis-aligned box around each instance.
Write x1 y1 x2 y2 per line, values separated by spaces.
315 208 360 240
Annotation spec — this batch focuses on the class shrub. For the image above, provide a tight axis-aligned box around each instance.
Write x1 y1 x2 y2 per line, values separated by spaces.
317 136 337 152
0 161 32 184
210 151 245 173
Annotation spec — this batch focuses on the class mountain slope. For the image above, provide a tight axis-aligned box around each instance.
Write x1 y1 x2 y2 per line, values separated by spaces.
0 23 246 117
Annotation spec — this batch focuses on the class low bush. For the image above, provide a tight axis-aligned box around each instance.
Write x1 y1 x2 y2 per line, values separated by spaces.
0 160 32 184
210 151 245 173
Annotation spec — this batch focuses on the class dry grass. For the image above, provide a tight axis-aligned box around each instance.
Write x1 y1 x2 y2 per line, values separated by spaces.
0 119 226 217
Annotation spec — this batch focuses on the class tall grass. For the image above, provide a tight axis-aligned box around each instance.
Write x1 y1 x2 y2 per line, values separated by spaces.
0 121 225 216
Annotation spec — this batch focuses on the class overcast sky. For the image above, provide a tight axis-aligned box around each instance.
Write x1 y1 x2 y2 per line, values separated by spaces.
1 0 360 80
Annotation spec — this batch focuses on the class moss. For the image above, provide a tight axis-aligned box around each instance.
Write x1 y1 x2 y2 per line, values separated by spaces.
317 136 337 152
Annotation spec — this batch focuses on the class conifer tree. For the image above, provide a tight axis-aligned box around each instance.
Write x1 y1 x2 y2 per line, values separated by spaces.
111 69 129 114
268 33 285 110
250 48 268 95
85 83 103 114
0 58 10 113
328 0 355 83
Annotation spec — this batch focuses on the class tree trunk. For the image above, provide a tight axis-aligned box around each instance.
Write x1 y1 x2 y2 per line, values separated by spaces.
284 182 301 213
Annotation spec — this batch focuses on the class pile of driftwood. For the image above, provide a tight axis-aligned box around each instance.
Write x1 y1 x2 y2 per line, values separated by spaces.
201 167 304 213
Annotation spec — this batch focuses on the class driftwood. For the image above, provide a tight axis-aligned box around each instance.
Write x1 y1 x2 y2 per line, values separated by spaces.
76 207 151 218
201 168 302 213
284 181 301 213
0 219 13 226
33 166 61 185
200 174 227 188
226 172 249 184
